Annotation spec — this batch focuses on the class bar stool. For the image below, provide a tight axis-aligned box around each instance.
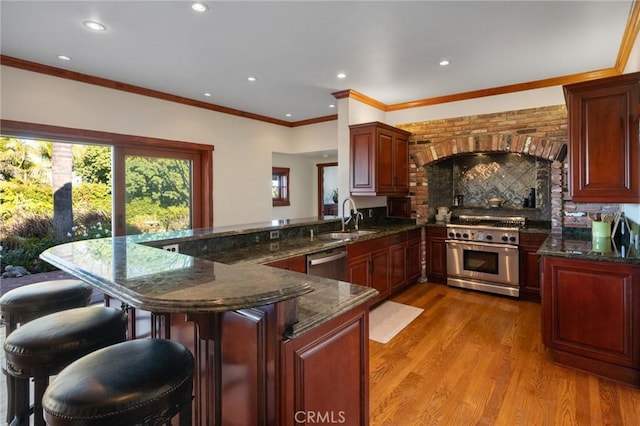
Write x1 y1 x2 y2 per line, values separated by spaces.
0 279 93 334
3 306 127 426
0 279 93 422
43 338 194 426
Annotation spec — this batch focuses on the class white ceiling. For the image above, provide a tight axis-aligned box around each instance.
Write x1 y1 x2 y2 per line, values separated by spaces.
0 1 635 123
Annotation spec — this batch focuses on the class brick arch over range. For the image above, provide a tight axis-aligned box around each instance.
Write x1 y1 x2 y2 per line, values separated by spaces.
410 133 567 167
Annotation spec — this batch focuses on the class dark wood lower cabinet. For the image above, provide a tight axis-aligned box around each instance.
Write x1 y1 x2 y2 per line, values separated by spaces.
541 256 640 386
282 303 370 426
347 230 422 305
389 241 407 291
519 232 548 302
425 226 447 283
406 229 422 284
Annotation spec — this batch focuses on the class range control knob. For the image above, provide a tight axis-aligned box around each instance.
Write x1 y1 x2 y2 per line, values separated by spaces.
509 236 517 242
486 235 493 241
455 233 461 238
501 235 508 242
448 232 455 238
462 233 469 239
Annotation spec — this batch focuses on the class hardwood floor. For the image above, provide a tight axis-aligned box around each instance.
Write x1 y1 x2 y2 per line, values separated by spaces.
369 283 640 425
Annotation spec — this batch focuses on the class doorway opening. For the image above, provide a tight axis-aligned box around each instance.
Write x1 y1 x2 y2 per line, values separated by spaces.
317 162 338 217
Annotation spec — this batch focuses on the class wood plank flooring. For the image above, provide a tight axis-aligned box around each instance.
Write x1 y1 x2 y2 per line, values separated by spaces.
369 283 640 425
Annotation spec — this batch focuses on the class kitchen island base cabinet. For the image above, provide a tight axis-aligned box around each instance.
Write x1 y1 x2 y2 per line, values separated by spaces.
282 303 370 426
541 256 640 387
105 296 283 425
105 295 372 425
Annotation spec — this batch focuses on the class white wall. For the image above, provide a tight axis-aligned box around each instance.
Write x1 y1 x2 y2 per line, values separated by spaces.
0 66 337 227
288 121 337 154
271 152 317 220
386 86 566 125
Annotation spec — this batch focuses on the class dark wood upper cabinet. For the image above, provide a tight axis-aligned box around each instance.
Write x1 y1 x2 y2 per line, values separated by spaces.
564 72 640 202
349 122 411 196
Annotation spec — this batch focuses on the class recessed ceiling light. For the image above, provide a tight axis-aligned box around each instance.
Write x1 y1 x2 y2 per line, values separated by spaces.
191 2 209 12
439 60 450 66
285 113 292 117
57 55 71 61
203 92 212 97
83 21 106 31
329 104 335 108
247 76 257 82
337 73 346 79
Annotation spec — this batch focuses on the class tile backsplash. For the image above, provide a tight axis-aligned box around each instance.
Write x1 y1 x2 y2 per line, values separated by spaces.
427 153 551 220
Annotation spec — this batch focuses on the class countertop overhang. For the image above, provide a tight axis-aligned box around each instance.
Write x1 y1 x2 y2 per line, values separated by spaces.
40 237 314 313
39 219 408 338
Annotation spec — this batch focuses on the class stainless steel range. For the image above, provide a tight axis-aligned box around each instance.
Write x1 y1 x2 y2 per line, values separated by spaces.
445 215 526 297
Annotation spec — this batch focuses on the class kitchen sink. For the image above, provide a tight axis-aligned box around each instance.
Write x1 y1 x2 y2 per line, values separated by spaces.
317 230 378 241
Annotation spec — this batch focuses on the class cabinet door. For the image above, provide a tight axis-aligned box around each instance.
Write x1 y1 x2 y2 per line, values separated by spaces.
393 131 409 192
370 249 390 304
282 305 369 426
406 236 422 284
425 227 447 283
389 242 407 292
350 127 376 193
377 128 396 193
566 73 640 202
519 233 548 302
347 254 369 287
542 257 640 369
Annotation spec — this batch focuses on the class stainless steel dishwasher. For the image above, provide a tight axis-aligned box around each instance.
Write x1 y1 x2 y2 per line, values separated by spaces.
306 248 347 281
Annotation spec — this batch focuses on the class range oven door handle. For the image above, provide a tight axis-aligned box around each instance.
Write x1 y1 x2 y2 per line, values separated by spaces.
445 240 518 250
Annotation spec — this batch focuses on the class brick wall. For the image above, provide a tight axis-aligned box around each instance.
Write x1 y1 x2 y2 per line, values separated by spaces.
396 105 621 233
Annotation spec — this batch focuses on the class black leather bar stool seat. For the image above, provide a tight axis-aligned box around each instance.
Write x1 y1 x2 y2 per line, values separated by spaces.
0 279 93 424
43 338 194 426
0 279 93 334
4 306 127 426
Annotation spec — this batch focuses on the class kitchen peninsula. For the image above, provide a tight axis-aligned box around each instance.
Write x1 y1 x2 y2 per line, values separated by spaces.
40 219 382 426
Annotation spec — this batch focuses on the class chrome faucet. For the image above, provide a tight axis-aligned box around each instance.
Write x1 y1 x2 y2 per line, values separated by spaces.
354 211 363 230
342 197 359 232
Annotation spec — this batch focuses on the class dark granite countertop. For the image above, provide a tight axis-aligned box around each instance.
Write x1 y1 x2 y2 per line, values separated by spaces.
39 219 421 339
126 216 343 246
204 223 423 265
40 237 314 313
537 233 640 265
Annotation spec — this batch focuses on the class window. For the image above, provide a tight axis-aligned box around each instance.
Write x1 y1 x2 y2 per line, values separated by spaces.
272 167 290 206
1 120 214 236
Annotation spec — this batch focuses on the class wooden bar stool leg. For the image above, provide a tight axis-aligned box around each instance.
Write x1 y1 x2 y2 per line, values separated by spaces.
33 367 49 426
10 376 30 426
